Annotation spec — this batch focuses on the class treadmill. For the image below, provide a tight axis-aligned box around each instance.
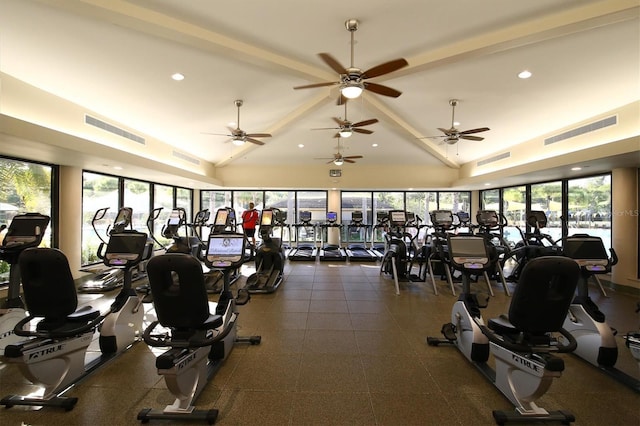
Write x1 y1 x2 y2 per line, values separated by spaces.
288 211 318 261
345 211 377 262
371 211 389 259
319 211 346 261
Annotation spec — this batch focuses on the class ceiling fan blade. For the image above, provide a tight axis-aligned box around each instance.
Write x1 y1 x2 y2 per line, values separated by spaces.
326 159 335 164
352 118 378 127
459 135 484 141
332 117 347 126
437 127 456 135
318 53 348 75
245 137 265 146
344 155 363 160
363 82 401 98
459 127 490 135
294 81 339 90
202 132 232 137
311 127 339 131
245 133 271 138
353 128 373 134
344 159 356 163
362 58 409 79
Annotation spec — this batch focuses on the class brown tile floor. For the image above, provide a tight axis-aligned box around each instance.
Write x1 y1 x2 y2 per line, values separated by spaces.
1 259 639 425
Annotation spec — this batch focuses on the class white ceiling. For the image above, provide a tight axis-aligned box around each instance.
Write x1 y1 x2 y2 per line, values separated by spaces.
1 0 638 173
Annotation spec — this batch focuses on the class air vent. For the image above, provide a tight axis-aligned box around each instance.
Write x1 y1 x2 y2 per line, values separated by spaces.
544 115 617 146
477 152 510 167
85 115 145 144
173 150 200 165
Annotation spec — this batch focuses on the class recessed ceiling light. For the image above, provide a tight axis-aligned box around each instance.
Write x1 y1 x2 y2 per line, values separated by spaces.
372 143 378 147
484 183 491 186
113 166 123 170
571 167 582 171
518 70 532 79
453 121 460 126
298 144 304 148
171 73 185 81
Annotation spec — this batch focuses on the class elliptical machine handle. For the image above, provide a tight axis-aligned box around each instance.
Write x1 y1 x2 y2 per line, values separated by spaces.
609 248 618 266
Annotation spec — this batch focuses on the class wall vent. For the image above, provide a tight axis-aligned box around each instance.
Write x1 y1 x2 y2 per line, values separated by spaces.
477 152 510 167
173 150 200 165
544 115 617 146
85 115 145 145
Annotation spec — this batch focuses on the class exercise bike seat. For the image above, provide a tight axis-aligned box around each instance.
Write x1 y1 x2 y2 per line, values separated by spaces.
16 248 102 336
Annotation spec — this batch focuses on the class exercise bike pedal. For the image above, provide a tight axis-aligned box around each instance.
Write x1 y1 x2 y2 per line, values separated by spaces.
235 288 251 305
441 322 457 341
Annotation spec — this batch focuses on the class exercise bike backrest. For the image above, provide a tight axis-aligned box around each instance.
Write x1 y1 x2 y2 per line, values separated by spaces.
562 234 618 274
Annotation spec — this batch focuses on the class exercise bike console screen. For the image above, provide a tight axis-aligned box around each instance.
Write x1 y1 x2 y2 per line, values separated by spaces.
3 214 50 245
563 237 609 269
448 236 488 269
206 234 245 267
105 232 148 265
168 210 182 226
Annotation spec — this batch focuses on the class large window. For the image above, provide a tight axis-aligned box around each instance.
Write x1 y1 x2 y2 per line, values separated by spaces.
502 186 526 243
82 172 119 264
0 157 54 281
531 181 562 242
234 191 264 232
438 192 470 214
265 191 295 244
568 174 611 249
341 192 373 243
81 171 192 266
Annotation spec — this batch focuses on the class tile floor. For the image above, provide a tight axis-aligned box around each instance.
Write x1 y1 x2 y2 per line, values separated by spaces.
1 259 639 425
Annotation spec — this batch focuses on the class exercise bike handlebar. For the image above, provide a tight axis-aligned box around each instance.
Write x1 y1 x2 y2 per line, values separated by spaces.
142 318 229 349
476 320 578 354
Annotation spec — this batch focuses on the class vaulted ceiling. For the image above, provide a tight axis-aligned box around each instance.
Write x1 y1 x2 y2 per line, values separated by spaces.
1 0 638 185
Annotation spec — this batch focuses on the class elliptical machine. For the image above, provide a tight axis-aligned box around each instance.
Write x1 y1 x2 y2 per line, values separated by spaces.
1 230 151 410
137 232 261 424
245 208 286 293
380 210 416 295
561 234 640 393
427 234 580 424
0 213 50 355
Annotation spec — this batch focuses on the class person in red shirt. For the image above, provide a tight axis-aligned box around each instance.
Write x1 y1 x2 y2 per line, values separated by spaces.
241 202 259 247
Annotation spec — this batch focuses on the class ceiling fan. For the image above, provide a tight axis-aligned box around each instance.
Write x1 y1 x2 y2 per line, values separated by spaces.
311 103 378 139
293 19 408 100
421 99 489 145
315 138 363 166
203 100 271 146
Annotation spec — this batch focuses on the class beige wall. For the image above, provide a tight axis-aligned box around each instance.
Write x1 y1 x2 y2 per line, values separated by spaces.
611 167 639 289
58 166 85 278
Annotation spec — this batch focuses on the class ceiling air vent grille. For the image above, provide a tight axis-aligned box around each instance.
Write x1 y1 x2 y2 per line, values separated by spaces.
544 115 617 146
477 152 510 167
173 150 200 165
85 115 145 145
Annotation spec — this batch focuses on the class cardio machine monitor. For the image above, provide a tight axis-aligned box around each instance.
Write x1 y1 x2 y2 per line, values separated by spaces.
206 234 245 267
261 210 273 226
477 210 498 227
389 210 406 226
351 211 363 222
563 236 609 269
168 210 182 226
448 236 489 269
214 209 229 226
527 210 548 228
3 214 50 245
432 210 453 227
326 211 337 223
104 231 148 266
299 211 312 223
